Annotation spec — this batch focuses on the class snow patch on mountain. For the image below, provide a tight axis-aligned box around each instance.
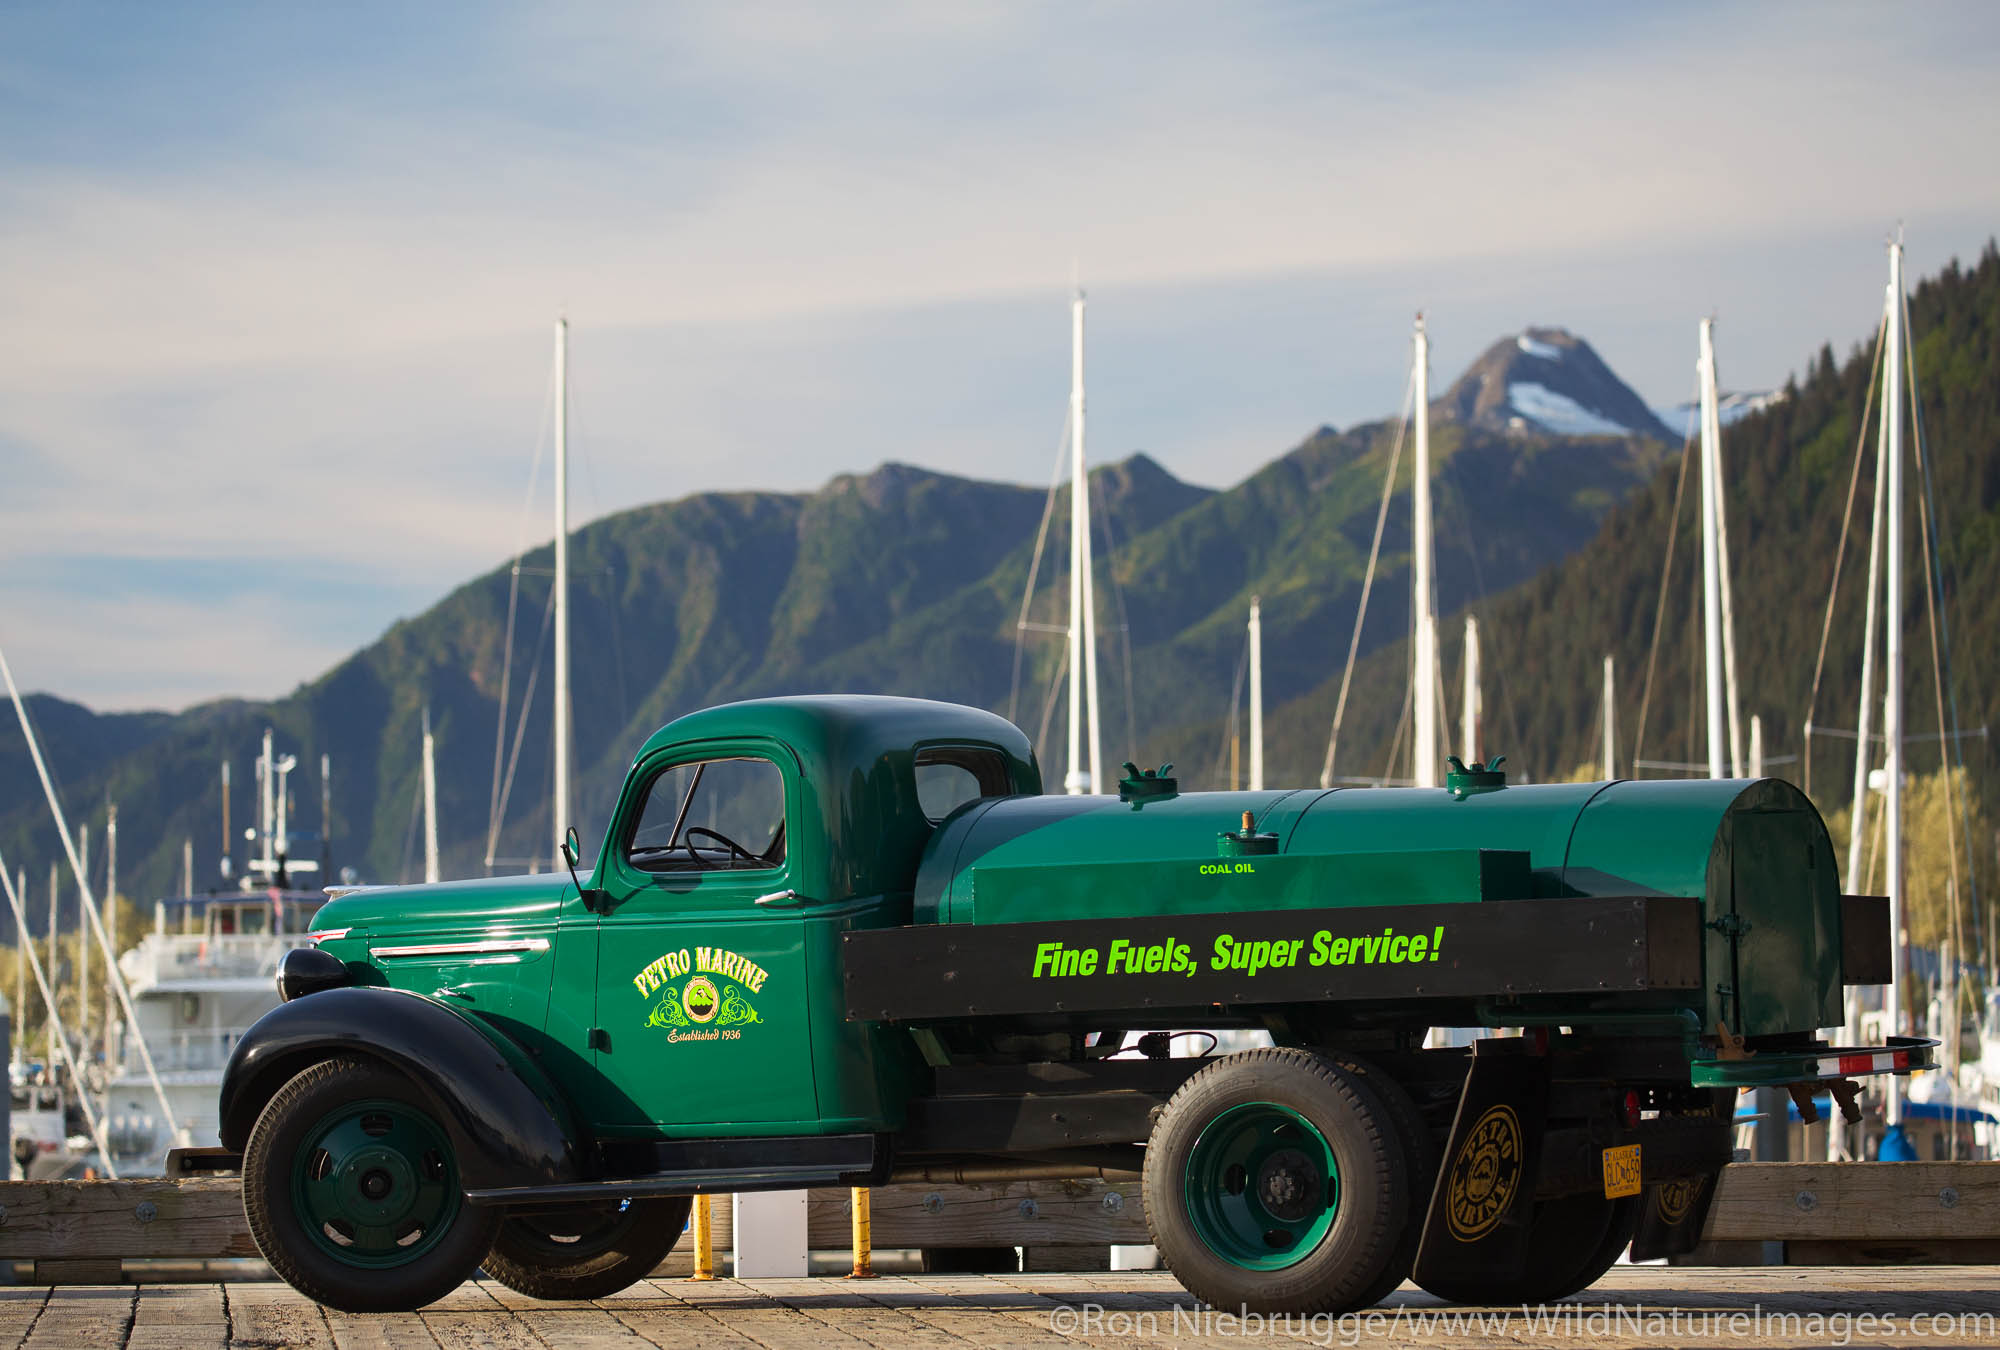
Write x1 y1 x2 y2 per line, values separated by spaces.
1515 334 1565 361
1507 382 1632 437
1651 389 1788 435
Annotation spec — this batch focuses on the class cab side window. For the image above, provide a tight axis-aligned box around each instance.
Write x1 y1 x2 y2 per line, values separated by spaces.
627 757 786 873
914 746 1013 824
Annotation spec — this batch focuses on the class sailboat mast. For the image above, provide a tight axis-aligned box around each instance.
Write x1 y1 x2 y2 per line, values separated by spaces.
105 803 116 1071
1602 655 1617 780
1707 326 1746 776
46 861 56 1070
1248 597 1264 791
1697 320 1728 779
423 707 441 885
1461 615 1480 763
1883 238 1908 1125
1412 316 1438 788
552 317 572 859
1065 288 1100 794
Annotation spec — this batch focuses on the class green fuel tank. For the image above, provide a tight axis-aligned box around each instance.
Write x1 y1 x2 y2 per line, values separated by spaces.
912 767 1844 1038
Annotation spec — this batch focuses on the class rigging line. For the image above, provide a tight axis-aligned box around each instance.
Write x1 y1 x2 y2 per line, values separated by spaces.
1033 642 1071 780
486 563 523 868
1799 312 1888 797
561 347 631 731
0 637 177 1144
1007 412 1074 726
398 744 426 886
0 851 117 1176
1092 476 1140 759
493 583 560 859
1433 448 1523 772
1214 631 1250 789
1903 295 1973 962
1902 283 1983 923
487 348 560 865
1633 373 1702 776
1319 369 1417 788
1382 657 1415 787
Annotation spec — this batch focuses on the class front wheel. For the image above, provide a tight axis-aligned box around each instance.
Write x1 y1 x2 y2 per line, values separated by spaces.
483 1196 692 1300
1144 1048 1410 1315
243 1056 499 1312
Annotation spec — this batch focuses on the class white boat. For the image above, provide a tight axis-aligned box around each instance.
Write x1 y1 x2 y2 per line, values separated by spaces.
102 888 323 1172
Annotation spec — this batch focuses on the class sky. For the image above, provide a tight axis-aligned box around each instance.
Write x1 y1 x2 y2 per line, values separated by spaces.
3 1 1998 711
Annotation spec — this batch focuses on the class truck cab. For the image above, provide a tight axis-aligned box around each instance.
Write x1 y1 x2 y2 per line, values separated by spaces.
214 694 1923 1316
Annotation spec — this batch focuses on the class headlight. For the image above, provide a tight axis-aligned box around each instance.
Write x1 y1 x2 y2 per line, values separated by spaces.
277 946 351 1002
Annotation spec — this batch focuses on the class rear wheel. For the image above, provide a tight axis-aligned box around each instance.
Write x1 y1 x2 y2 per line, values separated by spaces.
1144 1048 1409 1314
483 1196 691 1300
1329 1056 1437 1308
1414 1191 1640 1305
243 1057 499 1312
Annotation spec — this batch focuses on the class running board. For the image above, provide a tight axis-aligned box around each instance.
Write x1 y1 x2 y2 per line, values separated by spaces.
466 1160 881 1207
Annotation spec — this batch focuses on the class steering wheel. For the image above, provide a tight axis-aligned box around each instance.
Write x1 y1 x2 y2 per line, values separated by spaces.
683 826 760 866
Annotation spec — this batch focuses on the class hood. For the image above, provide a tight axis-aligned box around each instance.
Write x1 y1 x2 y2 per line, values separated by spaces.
312 871 571 938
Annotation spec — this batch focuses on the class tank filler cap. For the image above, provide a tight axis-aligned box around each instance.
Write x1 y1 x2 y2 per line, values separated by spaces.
1446 755 1507 799
1119 761 1179 804
1219 809 1280 857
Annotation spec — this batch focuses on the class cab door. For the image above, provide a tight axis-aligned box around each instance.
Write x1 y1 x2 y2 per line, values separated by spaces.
585 740 818 1131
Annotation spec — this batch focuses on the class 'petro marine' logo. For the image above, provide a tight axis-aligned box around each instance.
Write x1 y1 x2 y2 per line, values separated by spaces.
682 976 720 1024
1445 1105 1523 1241
1656 1174 1706 1226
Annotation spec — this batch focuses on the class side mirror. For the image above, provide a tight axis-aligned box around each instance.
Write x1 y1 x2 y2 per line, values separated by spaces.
562 826 606 913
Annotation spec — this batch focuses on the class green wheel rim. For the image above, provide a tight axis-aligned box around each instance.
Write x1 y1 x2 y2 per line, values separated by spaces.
291 1096 461 1269
1183 1102 1338 1270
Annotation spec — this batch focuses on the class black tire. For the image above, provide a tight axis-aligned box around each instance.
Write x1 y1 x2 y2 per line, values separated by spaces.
1545 1193 1640 1299
1328 1056 1438 1308
243 1056 500 1312
1413 1192 1640 1305
1143 1048 1410 1315
482 1196 691 1300
920 1246 1019 1273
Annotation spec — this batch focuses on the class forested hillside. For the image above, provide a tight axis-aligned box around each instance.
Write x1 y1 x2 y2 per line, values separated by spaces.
1253 244 2000 816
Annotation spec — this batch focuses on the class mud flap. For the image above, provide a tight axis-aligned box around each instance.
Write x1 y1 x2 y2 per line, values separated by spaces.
1629 1090 1732 1262
1412 1039 1550 1291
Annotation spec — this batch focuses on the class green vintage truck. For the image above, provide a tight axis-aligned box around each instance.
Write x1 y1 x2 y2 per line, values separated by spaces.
205 695 1923 1313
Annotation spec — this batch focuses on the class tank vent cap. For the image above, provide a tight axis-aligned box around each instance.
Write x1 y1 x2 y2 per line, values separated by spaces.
1119 761 1179 804
1219 809 1280 857
1446 755 1507 799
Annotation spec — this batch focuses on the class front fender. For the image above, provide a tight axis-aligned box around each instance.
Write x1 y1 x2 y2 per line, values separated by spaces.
219 986 582 1192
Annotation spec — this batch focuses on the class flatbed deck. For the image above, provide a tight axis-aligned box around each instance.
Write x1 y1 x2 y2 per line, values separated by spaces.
8 1269 1999 1350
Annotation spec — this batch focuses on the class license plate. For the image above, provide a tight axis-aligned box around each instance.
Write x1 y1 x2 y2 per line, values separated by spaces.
1602 1143 1642 1198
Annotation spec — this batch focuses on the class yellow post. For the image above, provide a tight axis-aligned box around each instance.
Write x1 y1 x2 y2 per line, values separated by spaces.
847 1186 876 1278
691 1192 715 1280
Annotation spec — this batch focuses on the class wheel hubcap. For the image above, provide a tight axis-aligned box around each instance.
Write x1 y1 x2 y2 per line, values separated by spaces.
1184 1103 1338 1269
293 1099 460 1268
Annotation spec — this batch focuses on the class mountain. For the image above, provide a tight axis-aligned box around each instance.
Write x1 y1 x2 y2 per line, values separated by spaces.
1248 243 2000 800
0 329 1681 927
1439 328 1679 442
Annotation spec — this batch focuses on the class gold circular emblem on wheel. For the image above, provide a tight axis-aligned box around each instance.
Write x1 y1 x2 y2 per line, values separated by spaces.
1444 1105 1523 1241
1655 1174 1705 1226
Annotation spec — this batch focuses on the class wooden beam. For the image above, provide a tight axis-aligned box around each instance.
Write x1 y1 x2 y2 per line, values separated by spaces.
0 1179 255 1261
1703 1162 2000 1241
807 1178 1147 1249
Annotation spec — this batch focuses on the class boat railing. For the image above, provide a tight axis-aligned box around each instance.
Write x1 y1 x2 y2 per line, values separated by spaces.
111 1025 263 1074
117 933 315 988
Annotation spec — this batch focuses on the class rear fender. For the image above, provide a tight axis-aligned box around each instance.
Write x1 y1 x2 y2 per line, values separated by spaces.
218 985 582 1192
